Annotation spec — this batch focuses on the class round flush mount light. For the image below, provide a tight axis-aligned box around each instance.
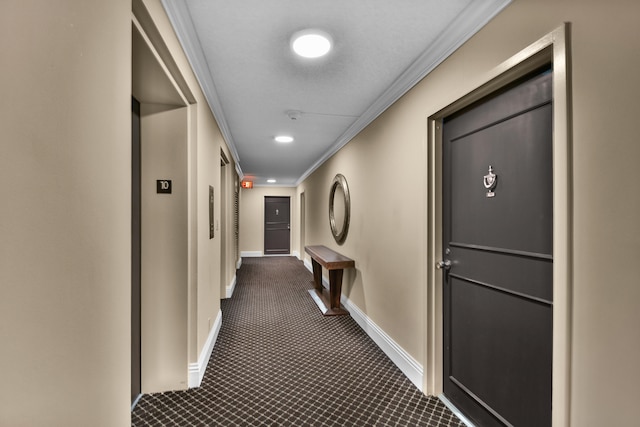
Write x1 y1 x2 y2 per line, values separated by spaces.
275 135 294 143
291 30 332 58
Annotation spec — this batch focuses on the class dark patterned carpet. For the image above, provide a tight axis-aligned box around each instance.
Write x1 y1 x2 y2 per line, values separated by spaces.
132 256 464 426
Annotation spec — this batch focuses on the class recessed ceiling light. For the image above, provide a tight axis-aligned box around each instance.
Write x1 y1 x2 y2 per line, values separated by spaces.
275 135 294 143
291 30 332 58
267 179 276 183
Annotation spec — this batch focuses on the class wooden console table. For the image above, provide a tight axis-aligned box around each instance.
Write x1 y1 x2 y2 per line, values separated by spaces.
305 245 355 316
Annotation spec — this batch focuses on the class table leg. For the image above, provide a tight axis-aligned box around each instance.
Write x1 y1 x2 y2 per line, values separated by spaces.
328 269 344 310
312 259 323 292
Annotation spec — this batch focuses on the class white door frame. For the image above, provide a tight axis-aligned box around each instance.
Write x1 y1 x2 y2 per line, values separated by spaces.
425 24 573 427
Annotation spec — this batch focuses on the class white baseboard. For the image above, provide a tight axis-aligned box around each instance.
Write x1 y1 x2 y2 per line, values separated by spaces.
303 262 423 391
343 297 424 391
240 251 262 258
225 275 236 299
188 309 222 388
293 250 301 260
236 257 242 269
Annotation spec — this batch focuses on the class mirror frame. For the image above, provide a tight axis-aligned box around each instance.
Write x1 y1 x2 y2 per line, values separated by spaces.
329 174 351 244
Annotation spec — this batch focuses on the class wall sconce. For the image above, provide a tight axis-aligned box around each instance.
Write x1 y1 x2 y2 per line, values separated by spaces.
241 181 254 189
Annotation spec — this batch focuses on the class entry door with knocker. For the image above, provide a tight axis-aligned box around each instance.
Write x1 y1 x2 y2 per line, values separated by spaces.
441 69 553 427
264 196 291 255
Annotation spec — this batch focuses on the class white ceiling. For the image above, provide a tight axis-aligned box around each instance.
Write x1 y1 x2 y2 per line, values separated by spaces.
161 0 510 186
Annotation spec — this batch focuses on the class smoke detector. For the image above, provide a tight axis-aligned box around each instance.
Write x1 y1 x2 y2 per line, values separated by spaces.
287 110 302 121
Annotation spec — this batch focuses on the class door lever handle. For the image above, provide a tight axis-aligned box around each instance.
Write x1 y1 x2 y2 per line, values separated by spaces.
436 260 452 270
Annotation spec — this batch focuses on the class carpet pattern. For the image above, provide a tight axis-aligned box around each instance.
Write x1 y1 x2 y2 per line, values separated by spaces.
132 256 464 426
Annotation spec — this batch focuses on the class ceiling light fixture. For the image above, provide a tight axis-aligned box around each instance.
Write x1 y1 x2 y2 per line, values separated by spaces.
267 179 276 183
275 135 294 143
291 30 332 58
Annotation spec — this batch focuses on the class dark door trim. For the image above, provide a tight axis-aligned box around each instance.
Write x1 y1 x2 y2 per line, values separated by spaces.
131 97 142 408
424 24 573 426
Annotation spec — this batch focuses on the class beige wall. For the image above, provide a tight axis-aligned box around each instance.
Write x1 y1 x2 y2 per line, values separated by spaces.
0 0 239 424
298 133 427 356
0 0 131 425
139 0 239 382
134 4 197 393
299 0 640 425
219 151 239 298
140 104 189 392
191 89 222 355
239 187 298 256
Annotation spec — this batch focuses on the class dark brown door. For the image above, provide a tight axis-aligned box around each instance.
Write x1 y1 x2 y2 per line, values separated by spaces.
442 69 553 426
264 196 290 255
131 97 142 406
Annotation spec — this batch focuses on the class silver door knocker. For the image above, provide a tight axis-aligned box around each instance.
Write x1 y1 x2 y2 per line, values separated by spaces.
483 165 497 198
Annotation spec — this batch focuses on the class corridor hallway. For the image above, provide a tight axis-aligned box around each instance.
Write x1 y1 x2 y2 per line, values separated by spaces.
131 257 464 426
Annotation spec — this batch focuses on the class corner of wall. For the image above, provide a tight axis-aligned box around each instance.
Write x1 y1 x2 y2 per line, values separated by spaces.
225 274 237 299
188 309 222 388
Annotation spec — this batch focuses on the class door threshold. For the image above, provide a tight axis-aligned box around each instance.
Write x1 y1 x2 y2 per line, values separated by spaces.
438 394 476 427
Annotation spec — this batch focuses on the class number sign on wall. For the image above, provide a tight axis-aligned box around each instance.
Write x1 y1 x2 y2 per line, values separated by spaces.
156 180 172 194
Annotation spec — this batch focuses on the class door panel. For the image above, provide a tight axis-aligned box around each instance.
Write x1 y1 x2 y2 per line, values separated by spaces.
449 277 553 425
451 246 552 302
264 197 290 255
443 70 553 427
450 106 553 255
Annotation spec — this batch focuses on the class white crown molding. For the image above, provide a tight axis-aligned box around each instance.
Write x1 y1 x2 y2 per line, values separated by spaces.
295 0 512 186
188 309 222 388
160 0 243 178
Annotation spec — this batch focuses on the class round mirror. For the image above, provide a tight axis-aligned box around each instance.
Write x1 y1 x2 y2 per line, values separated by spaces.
329 174 350 244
